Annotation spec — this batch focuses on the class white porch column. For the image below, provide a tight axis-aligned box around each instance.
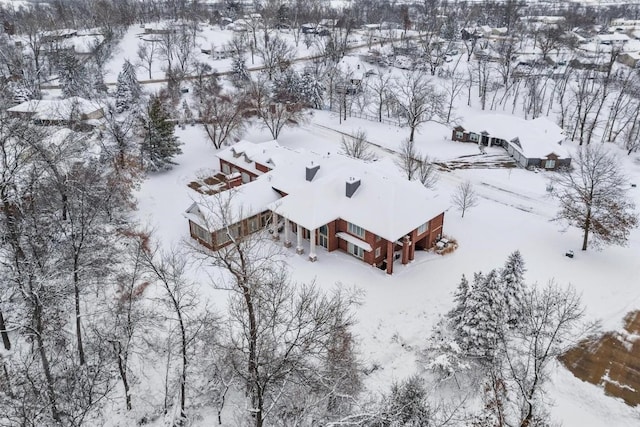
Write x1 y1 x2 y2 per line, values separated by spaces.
296 226 304 254
271 212 280 241
309 227 317 262
283 218 291 248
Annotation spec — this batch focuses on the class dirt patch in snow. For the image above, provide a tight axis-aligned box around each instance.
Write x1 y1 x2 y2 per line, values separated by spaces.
560 311 640 407
435 154 517 171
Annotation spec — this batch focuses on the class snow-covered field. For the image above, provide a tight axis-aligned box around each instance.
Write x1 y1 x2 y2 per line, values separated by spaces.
134 102 640 425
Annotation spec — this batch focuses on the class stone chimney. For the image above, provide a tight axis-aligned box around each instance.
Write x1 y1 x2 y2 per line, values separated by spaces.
306 162 320 181
346 177 361 198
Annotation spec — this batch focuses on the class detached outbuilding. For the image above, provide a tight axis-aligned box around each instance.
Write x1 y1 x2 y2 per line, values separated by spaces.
452 114 571 170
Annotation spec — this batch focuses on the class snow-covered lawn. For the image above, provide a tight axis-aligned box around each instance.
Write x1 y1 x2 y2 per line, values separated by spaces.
134 107 640 425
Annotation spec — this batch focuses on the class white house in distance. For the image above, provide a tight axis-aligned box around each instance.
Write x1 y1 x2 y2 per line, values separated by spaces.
7 97 104 129
452 114 570 170
184 141 447 275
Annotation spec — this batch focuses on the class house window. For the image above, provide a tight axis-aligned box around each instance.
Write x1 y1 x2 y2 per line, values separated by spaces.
469 133 479 142
216 229 230 245
376 234 382 242
347 222 365 238
375 246 381 258
222 163 231 174
241 172 251 183
418 222 428 234
193 224 211 244
545 159 556 169
347 242 364 259
248 216 259 232
455 131 464 140
260 211 271 227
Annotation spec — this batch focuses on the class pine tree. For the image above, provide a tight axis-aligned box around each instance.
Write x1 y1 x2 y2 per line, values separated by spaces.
139 94 182 171
230 55 249 87
455 270 504 363
57 51 90 98
300 71 325 109
500 250 527 328
116 60 142 113
448 274 469 326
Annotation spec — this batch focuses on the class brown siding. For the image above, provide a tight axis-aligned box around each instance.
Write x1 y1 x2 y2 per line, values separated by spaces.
219 159 259 182
255 163 271 173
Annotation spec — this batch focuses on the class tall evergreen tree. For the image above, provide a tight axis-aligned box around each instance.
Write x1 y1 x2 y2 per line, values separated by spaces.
139 94 182 171
500 250 527 327
448 274 470 327
57 51 90 98
454 270 504 363
115 60 142 113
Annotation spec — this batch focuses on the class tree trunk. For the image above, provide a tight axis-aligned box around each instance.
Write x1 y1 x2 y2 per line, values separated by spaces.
409 126 416 142
582 207 591 251
241 283 261 427
0 310 10 350
74 267 85 365
34 297 61 424
113 342 132 411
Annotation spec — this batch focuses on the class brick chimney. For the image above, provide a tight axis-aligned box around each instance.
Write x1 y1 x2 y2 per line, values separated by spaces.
306 162 320 181
346 177 361 198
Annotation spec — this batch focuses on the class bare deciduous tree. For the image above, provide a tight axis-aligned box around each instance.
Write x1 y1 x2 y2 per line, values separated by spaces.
395 139 439 188
256 35 295 80
393 72 446 142
188 196 360 427
553 144 638 250
199 92 245 149
499 283 588 427
247 77 305 139
137 41 158 80
340 129 375 161
451 180 479 218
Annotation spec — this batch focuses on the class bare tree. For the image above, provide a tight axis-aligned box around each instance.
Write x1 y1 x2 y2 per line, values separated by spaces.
137 40 158 80
369 70 393 122
451 180 478 218
340 129 375 161
188 195 360 427
552 144 638 250
256 35 295 80
395 138 439 188
199 92 246 149
247 77 306 139
499 283 588 427
394 72 446 142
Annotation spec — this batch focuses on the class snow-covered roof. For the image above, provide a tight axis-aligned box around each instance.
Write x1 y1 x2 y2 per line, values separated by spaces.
195 141 447 242
185 177 281 232
7 97 103 120
459 114 568 159
596 33 630 43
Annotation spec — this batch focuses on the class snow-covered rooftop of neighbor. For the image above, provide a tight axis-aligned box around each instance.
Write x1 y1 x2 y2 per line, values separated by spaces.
459 113 569 158
7 97 102 119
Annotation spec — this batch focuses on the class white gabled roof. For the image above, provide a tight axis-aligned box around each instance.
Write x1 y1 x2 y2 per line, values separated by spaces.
185 177 281 232
8 97 102 121
460 114 568 159
191 141 447 241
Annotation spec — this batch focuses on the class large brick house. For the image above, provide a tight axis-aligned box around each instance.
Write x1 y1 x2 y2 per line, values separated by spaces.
452 114 571 170
185 141 447 275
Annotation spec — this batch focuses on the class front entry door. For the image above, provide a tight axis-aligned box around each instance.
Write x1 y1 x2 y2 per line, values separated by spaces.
318 225 328 249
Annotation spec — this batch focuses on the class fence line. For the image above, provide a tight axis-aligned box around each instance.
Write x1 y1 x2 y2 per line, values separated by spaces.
326 105 403 127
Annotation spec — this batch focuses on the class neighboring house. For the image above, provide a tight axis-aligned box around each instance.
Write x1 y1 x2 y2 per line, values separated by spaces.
595 33 630 45
185 141 447 275
7 97 104 129
618 51 640 68
452 114 571 170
